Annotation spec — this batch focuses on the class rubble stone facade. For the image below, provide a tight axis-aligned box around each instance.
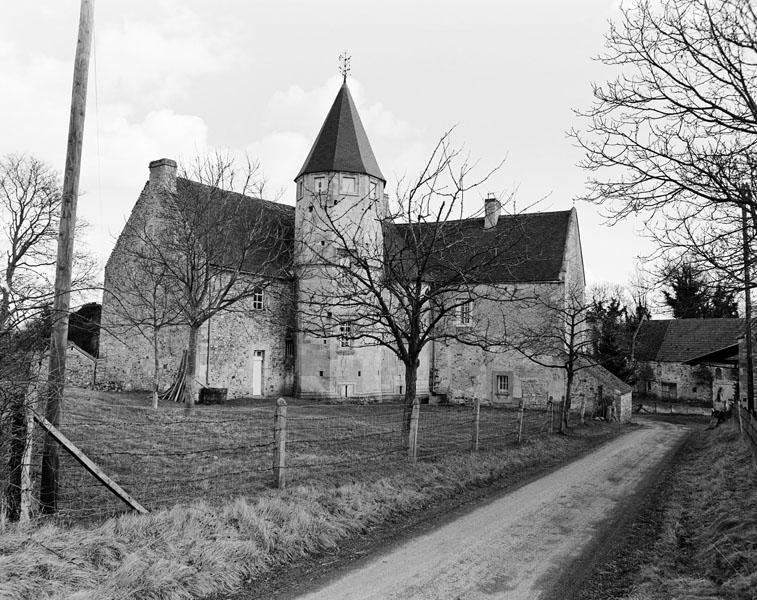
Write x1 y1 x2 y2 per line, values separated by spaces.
99 79 623 415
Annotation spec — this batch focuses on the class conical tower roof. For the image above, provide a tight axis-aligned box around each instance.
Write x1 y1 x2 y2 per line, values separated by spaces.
296 82 385 182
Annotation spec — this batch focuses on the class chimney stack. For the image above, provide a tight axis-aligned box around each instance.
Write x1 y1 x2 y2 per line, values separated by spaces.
484 193 500 229
148 158 177 192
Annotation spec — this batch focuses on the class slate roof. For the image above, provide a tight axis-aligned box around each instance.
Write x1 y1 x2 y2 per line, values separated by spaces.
175 178 294 276
635 318 745 363
578 360 633 395
171 178 572 284
296 82 385 182
384 209 573 284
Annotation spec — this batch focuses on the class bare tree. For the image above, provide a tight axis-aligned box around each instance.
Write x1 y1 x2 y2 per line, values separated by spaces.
296 132 533 425
573 0 757 287
106 229 182 408
510 285 596 433
0 154 92 521
124 153 292 409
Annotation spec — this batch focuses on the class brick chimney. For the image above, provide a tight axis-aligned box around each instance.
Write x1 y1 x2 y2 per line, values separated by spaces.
148 158 177 192
484 193 500 229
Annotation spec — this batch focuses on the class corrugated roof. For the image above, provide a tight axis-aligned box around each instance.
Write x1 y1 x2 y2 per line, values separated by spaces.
636 318 745 363
296 83 385 182
384 209 572 284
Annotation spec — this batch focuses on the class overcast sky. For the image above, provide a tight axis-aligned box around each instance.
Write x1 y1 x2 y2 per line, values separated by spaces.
0 0 652 290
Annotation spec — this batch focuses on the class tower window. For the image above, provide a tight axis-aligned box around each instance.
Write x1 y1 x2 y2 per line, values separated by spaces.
339 323 352 347
369 180 378 200
285 339 294 357
297 180 304 198
458 301 472 325
314 177 326 193
340 176 356 195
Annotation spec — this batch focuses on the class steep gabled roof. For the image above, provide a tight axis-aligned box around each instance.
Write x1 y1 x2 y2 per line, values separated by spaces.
296 83 385 182
636 318 745 363
384 209 572 284
577 360 633 395
175 178 295 276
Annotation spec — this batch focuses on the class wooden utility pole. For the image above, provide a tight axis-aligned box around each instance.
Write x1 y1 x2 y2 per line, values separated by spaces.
742 195 755 415
40 0 94 514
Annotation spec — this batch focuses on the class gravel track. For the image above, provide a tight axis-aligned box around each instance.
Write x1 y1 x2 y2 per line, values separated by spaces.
291 419 688 600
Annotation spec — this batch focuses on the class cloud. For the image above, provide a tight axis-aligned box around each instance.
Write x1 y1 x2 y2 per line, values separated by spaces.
246 131 311 202
95 17 237 110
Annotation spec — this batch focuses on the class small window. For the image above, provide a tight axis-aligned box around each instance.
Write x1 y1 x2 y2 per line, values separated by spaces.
458 302 471 325
369 180 378 200
496 375 509 394
340 176 356 195
314 177 326 193
319 370 324 377
339 323 352 347
715 367 722 379
297 180 304 198
285 339 294 357
252 288 264 310
308 205 313 212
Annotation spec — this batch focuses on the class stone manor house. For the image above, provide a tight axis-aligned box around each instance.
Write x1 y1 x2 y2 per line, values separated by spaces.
99 79 627 418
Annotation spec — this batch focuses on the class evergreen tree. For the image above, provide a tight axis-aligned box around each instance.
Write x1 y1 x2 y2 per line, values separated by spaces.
589 293 632 380
662 264 710 318
662 263 739 318
708 283 738 318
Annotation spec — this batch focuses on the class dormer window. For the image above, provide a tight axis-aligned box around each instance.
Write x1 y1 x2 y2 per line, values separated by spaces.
340 176 356 195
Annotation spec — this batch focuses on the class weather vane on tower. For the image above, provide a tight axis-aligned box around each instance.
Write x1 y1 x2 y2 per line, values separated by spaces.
339 51 351 84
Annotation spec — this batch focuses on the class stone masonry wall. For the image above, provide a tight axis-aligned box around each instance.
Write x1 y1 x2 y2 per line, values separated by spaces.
641 360 736 404
99 279 294 398
433 282 567 407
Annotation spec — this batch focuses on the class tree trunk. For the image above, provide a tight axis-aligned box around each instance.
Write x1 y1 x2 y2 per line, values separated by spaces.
152 326 160 409
402 360 418 434
4 384 26 522
183 324 200 412
560 371 574 434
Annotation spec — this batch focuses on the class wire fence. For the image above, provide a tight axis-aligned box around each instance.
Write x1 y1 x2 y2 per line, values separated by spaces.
2 387 567 525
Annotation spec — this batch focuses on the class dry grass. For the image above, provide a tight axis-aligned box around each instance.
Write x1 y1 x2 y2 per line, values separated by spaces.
23 389 560 520
0 419 619 600
619 422 757 600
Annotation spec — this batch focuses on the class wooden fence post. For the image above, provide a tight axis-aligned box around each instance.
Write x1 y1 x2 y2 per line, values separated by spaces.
471 398 480 451
407 398 419 462
273 398 287 489
517 397 526 444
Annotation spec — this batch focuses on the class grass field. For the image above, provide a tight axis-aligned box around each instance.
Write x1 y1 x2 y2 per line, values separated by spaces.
0 402 620 600
37 389 560 520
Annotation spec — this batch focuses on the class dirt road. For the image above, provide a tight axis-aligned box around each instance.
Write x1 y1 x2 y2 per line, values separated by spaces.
292 419 688 600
